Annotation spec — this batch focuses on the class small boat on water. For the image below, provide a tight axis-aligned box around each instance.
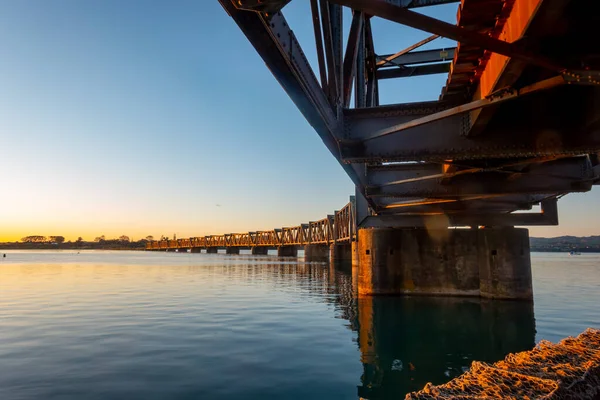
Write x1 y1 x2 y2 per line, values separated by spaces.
569 251 581 255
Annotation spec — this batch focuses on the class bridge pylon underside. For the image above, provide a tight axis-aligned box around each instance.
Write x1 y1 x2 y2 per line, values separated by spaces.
220 0 600 228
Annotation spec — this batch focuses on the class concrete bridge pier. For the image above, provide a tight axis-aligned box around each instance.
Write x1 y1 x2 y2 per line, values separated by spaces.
357 227 532 300
304 244 329 262
330 243 352 264
190 247 202 253
226 247 240 255
206 247 218 254
251 247 268 255
277 246 298 257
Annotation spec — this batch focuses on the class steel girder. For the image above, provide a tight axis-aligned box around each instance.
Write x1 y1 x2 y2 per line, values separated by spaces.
376 48 455 67
365 157 596 197
360 198 559 228
340 86 600 163
377 63 450 79
374 194 553 215
375 47 455 80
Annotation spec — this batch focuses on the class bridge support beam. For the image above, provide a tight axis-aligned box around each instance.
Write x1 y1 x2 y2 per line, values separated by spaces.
304 244 329 262
277 246 298 257
251 247 269 255
206 247 218 254
357 227 532 300
330 243 352 264
226 247 240 255
190 247 202 253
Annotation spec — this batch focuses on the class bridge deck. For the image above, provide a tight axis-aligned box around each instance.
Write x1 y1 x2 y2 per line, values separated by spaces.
441 0 511 100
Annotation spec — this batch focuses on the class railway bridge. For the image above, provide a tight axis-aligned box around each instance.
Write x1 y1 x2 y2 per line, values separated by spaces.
147 200 356 261
150 0 600 300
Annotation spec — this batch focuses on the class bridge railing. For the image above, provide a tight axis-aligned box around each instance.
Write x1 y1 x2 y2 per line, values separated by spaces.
147 199 356 250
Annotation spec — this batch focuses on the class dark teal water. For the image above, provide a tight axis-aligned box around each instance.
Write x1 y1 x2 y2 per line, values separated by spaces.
0 251 598 399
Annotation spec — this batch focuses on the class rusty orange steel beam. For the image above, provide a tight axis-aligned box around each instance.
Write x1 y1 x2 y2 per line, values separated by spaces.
477 0 544 99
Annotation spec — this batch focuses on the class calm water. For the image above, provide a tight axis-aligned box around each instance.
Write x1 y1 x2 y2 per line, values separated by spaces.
0 251 598 399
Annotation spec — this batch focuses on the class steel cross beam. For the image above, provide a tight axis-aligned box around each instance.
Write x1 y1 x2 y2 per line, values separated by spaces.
376 48 455 68
361 198 559 228
343 11 364 107
376 34 440 67
377 63 450 79
364 155 599 213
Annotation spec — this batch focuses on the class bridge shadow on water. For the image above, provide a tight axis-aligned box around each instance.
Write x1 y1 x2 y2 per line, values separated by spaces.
324 261 536 399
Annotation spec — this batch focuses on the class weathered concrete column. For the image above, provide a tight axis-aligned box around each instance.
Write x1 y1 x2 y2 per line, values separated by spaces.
478 228 532 300
330 243 352 264
206 247 218 254
225 247 240 255
357 227 533 299
357 228 480 297
304 244 329 262
277 246 298 257
251 247 268 255
190 247 202 253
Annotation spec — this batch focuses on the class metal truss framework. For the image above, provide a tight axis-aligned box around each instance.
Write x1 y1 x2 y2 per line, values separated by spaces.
147 201 356 250
220 0 600 228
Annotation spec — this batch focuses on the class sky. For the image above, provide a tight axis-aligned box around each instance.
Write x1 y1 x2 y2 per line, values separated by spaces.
0 0 598 241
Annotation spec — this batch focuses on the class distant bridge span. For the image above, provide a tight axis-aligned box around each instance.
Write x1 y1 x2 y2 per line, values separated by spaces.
147 200 356 257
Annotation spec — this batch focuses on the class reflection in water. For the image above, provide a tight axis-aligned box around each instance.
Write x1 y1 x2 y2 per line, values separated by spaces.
327 262 536 399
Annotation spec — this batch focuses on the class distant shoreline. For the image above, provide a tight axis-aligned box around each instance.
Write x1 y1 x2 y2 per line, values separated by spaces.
0 243 146 251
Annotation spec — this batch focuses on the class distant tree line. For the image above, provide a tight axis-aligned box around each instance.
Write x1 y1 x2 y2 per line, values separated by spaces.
530 235 600 252
0 235 157 250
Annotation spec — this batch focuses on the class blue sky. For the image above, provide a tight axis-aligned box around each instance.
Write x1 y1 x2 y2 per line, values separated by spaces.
0 0 597 240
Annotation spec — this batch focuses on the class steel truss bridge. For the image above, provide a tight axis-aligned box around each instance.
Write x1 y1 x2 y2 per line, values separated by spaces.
214 0 600 230
147 201 355 250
